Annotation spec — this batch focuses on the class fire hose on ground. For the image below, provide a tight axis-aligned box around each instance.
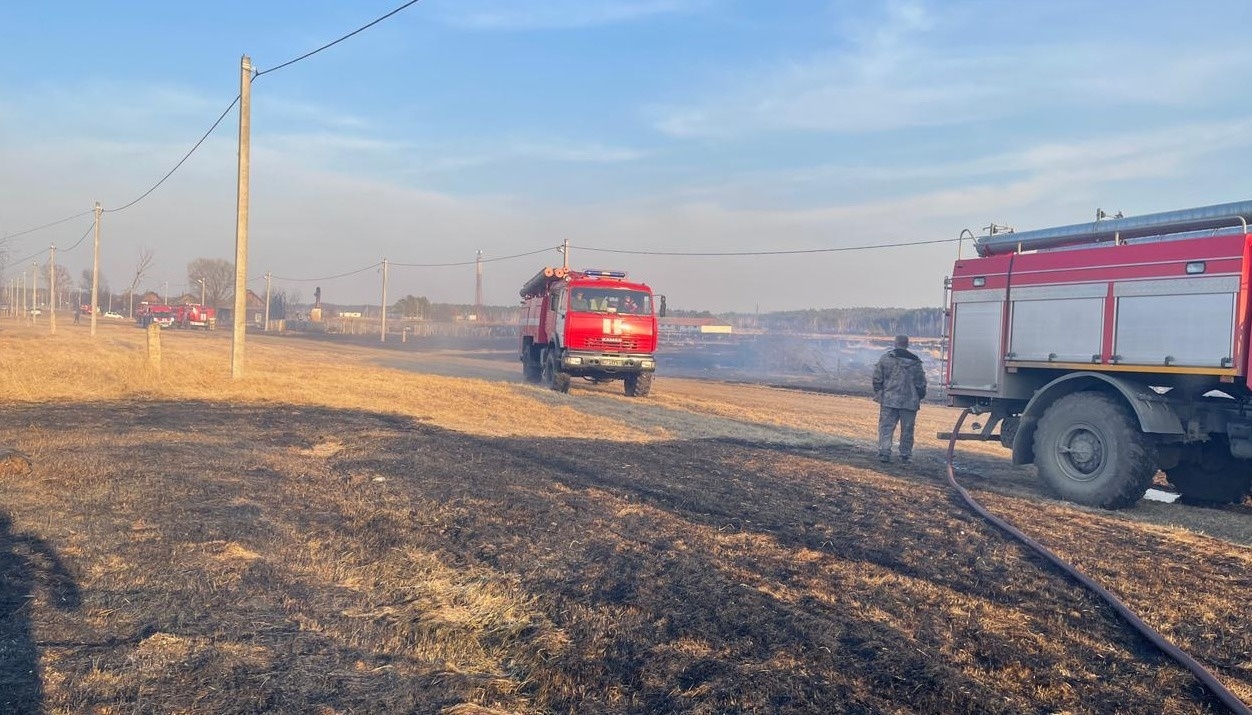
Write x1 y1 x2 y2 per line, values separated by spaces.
944 408 1251 715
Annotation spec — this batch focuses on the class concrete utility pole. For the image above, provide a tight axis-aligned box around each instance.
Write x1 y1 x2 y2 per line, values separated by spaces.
231 54 253 379
379 258 388 342
263 271 271 331
475 250 483 311
198 278 205 307
561 238 570 270
90 201 101 336
30 263 37 321
49 245 57 334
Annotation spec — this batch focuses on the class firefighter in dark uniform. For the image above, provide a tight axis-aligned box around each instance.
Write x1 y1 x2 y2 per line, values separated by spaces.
873 335 927 463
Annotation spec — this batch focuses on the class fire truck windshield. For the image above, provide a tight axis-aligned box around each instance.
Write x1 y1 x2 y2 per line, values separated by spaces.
570 289 650 315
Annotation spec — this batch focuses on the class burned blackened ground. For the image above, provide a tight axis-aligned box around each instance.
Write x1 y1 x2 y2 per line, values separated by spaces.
0 401 1249 714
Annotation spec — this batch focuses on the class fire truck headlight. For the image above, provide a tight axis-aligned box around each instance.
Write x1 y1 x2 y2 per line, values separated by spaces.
642 359 655 369
566 356 583 365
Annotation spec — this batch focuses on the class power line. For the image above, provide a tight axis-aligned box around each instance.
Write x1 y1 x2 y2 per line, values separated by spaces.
104 95 241 214
254 0 424 77
7 221 94 266
575 236 964 257
392 245 559 268
271 262 382 283
58 1 423 220
58 221 96 254
4 210 93 241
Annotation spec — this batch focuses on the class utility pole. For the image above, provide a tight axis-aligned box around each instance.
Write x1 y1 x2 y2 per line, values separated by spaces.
561 238 570 270
90 201 101 336
475 250 483 312
380 258 388 342
198 277 205 307
49 245 57 334
30 263 37 322
231 54 253 379
263 271 271 331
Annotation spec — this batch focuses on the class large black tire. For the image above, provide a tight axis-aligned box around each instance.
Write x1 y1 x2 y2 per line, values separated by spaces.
522 346 543 384
1033 391 1156 509
624 372 653 397
542 348 570 393
1165 439 1252 504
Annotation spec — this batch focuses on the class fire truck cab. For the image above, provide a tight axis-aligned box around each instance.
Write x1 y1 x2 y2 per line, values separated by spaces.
945 200 1252 508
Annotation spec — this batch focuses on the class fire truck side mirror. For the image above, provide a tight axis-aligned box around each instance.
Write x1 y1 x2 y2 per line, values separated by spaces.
657 295 667 318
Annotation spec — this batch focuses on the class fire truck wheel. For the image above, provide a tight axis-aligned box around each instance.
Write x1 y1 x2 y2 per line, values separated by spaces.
523 352 543 384
542 350 570 393
624 373 652 397
1165 439 1252 504
1034 391 1156 509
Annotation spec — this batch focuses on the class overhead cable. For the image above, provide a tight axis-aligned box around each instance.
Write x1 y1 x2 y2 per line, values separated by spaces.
7 221 95 266
576 236 964 257
270 262 383 283
391 245 559 268
4 210 93 241
104 95 241 214
254 0 424 77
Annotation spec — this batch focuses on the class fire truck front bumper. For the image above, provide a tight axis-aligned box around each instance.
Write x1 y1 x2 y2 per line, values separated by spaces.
561 351 656 375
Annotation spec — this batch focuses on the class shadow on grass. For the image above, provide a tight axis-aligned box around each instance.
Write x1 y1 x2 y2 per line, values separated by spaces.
0 511 80 715
0 400 1246 714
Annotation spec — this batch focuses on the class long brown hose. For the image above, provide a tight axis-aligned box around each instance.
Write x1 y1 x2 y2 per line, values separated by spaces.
945 408 1251 714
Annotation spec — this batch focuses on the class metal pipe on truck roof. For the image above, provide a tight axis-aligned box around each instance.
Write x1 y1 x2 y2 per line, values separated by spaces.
974 199 1252 256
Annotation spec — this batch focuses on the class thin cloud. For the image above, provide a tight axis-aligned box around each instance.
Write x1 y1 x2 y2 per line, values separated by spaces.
652 2 1252 138
442 0 708 30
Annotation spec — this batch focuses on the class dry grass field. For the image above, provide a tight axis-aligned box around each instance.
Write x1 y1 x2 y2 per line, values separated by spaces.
1 320 1250 714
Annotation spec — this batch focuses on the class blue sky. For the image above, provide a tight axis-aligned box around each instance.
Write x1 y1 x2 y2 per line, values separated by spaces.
4 0 1252 312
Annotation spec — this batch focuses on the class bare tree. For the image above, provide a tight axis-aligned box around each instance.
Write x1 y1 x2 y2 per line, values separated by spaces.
127 248 155 318
45 264 73 311
186 258 234 308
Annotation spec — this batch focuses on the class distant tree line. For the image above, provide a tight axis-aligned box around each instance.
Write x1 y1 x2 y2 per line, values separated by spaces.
728 307 944 337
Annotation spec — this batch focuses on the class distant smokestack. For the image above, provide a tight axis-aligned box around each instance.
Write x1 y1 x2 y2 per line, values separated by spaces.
475 250 483 310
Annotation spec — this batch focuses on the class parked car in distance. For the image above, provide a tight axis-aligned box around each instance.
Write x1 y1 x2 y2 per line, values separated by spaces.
29 307 42 316
103 311 124 319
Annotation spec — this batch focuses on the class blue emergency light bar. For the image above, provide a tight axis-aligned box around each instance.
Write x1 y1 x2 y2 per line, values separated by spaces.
581 269 627 278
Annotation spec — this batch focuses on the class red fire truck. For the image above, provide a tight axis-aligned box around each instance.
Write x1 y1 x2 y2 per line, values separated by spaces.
519 267 661 396
136 302 175 328
173 304 216 330
945 200 1252 508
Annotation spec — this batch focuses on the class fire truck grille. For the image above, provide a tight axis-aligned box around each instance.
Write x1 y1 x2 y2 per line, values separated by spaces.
585 336 641 351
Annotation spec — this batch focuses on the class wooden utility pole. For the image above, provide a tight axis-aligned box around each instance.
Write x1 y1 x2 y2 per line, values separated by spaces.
231 55 252 378
263 271 271 331
380 258 388 342
90 202 101 336
48 245 57 333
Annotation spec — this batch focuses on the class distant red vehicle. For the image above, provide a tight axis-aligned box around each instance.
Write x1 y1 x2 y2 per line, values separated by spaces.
173 304 216 330
136 303 175 328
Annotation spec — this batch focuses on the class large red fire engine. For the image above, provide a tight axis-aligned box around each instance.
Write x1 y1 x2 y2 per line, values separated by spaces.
945 200 1252 508
519 267 661 396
